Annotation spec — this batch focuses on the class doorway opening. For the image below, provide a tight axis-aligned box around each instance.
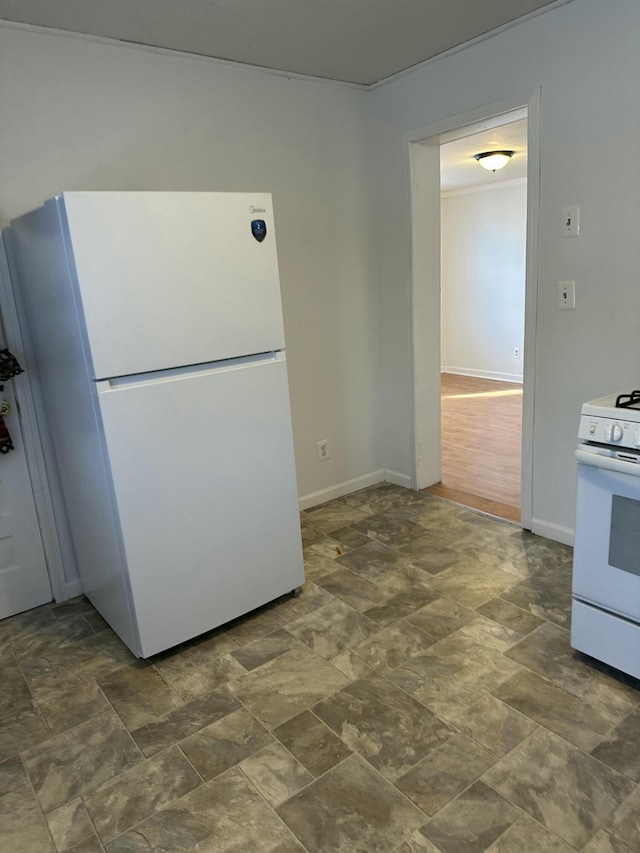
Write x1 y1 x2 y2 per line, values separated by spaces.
408 94 540 530
428 115 527 523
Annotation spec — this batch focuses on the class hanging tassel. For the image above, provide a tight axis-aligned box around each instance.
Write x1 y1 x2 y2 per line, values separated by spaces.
0 348 23 453
0 347 23 382
0 414 14 454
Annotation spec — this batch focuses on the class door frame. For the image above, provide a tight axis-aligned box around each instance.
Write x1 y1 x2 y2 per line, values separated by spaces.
406 89 540 530
0 236 70 602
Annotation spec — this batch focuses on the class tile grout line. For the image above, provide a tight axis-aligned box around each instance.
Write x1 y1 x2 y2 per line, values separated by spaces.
235 757 315 853
477 725 636 851
499 622 640 722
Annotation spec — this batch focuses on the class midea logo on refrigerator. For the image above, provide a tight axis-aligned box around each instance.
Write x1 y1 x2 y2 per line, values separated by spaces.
249 206 267 242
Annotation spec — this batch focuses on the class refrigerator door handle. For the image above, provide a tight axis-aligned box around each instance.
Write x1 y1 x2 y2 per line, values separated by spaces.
96 350 285 390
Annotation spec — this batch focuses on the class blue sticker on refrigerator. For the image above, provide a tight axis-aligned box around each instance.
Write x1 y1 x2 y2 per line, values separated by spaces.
251 219 267 242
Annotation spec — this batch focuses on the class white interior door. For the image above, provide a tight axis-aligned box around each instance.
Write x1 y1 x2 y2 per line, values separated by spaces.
0 380 51 619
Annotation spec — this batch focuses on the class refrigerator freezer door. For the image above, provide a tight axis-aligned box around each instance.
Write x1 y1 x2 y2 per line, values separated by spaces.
95 353 303 657
60 192 286 379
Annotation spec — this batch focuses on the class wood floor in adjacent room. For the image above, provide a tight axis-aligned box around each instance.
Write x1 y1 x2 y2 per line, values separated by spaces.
426 372 523 523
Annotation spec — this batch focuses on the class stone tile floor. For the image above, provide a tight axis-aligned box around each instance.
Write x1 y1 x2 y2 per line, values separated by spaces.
1 483 640 852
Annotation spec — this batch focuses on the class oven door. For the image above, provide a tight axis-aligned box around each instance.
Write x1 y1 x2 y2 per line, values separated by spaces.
573 444 640 621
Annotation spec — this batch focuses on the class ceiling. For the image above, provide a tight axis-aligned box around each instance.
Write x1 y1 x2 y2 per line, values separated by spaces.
440 114 528 192
0 0 567 86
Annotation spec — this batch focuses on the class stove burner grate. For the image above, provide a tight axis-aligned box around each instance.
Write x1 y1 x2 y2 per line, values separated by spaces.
615 390 640 409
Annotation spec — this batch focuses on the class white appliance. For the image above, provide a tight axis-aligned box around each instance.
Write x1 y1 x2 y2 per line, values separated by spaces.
572 390 640 679
6 192 304 657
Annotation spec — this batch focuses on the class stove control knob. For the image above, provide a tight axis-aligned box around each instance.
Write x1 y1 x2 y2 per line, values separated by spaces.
609 423 624 442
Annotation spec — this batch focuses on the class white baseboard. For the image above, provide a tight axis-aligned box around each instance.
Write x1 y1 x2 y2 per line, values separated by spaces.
442 366 524 384
382 469 413 489
64 579 84 601
299 471 575 549
530 518 574 547
298 469 413 510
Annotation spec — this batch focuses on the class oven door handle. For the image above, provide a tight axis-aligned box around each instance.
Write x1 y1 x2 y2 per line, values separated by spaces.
576 446 640 476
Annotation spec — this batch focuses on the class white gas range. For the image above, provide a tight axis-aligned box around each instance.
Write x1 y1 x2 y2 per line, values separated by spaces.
571 390 640 679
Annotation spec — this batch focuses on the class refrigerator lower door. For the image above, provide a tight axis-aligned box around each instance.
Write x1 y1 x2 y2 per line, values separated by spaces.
95 352 303 657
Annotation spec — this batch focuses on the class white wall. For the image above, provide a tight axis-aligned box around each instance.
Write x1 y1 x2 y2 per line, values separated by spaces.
369 0 640 541
0 24 380 527
441 181 526 382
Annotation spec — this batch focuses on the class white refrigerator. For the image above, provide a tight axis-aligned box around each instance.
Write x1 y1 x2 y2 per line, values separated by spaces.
7 191 304 657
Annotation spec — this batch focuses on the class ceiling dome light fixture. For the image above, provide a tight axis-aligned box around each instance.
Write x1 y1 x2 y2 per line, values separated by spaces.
474 150 514 172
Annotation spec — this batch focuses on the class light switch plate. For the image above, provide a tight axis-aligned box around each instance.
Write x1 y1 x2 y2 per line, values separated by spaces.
561 205 580 237
558 280 575 309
